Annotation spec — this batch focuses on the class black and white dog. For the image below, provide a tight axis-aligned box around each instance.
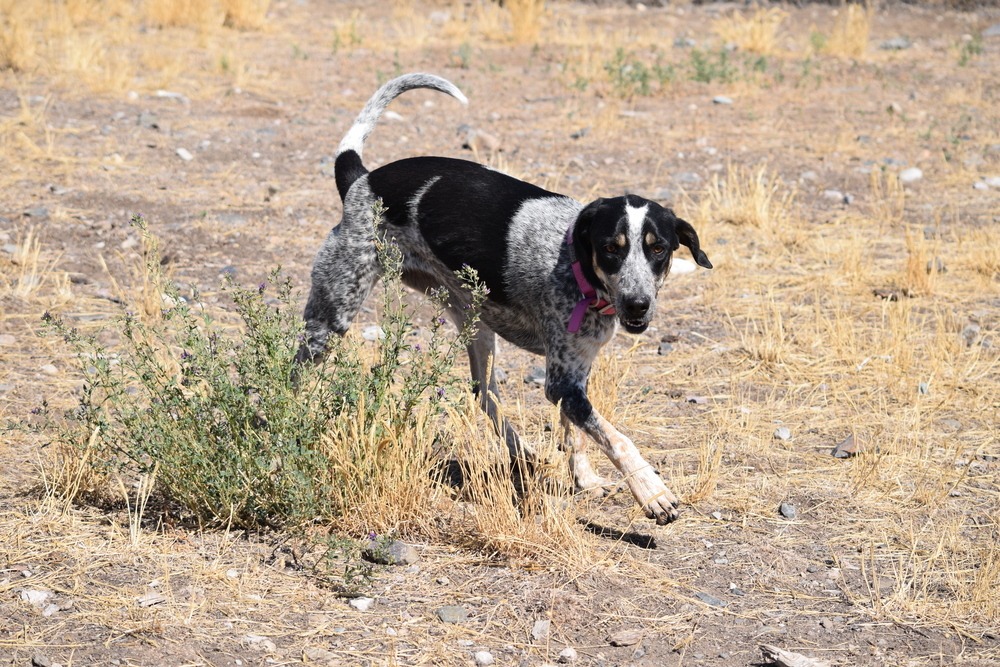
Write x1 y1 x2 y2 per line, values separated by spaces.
299 74 711 525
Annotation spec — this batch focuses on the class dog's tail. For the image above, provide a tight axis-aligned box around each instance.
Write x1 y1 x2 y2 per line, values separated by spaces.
334 73 468 201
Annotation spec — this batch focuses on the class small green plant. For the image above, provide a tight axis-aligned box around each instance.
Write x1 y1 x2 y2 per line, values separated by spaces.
688 48 737 84
809 30 827 53
603 47 675 97
39 211 487 532
957 34 983 67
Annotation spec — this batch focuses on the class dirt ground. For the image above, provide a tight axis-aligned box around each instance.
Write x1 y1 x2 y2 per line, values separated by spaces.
2 1 1000 666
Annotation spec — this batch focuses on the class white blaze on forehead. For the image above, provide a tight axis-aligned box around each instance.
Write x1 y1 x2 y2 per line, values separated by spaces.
625 204 649 245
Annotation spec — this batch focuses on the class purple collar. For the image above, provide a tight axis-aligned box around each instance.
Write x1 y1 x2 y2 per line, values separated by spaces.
565 223 615 333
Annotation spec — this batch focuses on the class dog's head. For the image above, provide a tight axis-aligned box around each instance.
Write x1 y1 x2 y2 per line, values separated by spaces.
572 195 712 334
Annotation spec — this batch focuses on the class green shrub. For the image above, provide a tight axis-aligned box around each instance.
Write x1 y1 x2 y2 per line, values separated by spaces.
40 211 487 532
603 47 675 97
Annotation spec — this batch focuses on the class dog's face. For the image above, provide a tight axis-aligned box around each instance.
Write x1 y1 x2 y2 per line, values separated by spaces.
574 195 712 334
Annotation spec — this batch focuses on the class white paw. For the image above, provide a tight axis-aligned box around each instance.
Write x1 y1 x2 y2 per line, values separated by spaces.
625 467 680 525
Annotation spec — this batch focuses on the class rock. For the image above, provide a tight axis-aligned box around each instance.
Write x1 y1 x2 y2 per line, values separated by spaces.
686 395 708 404
570 126 590 139
669 257 696 275
760 644 833 667
363 539 419 565
531 619 550 641
887 102 902 114
607 629 644 646
24 207 49 219
674 37 696 48
0 334 15 345
918 381 930 395
361 325 385 341
657 343 673 355
474 651 495 666
974 181 989 191
982 23 1000 38
558 647 578 663
135 591 166 607
2 243 18 255
41 603 60 617
138 111 158 128
926 258 946 274
176 147 194 161
773 426 791 441
20 589 53 606
32 655 52 667
985 176 1000 188
800 171 818 182
494 367 508 384
40 364 58 375
899 167 923 183
880 37 912 50
843 193 855 205
822 190 844 201
779 503 798 519
219 265 237 277
961 324 980 347
694 592 728 608
404 565 420 574
672 171 701 184
806 564 822 573
349 596 374 612
940 418 962 431
883 157 907 167
711 511 723 520
524 367 546 385
303 647 339 665
462 129 501 154
435 605 468 623
831 434 861 458
713 95 733 105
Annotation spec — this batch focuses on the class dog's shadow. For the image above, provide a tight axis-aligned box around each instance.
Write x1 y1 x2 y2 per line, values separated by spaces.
435 459 658 550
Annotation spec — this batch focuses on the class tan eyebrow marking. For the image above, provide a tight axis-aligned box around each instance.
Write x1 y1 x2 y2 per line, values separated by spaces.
615 233 626 246
645 232 656 245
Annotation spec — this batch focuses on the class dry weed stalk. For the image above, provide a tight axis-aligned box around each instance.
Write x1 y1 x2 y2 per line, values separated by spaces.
220 0 270 30
869 168 905 229
699 164 795 236
0 3 36 72
711 7 787 56
507 0 544 44
824 3 872 59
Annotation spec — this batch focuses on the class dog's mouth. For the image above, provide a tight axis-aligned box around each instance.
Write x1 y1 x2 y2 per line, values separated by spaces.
621 318 649 334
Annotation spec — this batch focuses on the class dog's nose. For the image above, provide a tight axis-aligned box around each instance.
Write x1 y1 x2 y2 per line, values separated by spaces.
622 297 650 319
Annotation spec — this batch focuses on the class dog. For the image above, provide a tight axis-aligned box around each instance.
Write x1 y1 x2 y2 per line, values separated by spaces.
298 73 712 525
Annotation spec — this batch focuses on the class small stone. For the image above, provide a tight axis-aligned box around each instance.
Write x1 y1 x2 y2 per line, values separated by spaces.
361 325 385 341
558 648 578 663
457 640 474 647
226 568 239 578
41 603 60 617
926 258 947 274
880 36 913 50
436 576 451 585
711 511 723 520
773 426 791 441
843 193 855 205
779 503 798 519
669 257 696 275
21 589 53 606
800 171 818 182
524 367 546 385
712 95 733 105
462 129 501 154
303 647 339 665
973 181 989 191
474 651 494 666
983 23 1000 37
120 236 139 250
435 605 468 624
40 364 58 375
2 243 19 255
32 655 52 667
985 176 1000 187
918 381 930 395
607 629 644 646
219 266 237 277
24 207 49 219
531 619 550 641
694 592 728 608
672 171 701 184
899 167 923 183
658 343 674 356
887 102 902 114
349 596 374 612
0 334 16 345
686 395 708 404
363 539 419 565
176 147 194 161
940 418 962 431
404 565 420 574
822 190 844 200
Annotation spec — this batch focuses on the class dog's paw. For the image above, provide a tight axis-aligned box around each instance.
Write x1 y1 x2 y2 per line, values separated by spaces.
626 468 680 525
574 475 616 499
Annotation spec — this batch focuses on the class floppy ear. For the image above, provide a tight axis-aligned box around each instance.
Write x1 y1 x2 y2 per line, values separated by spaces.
574 197 605 241
675 217 713 269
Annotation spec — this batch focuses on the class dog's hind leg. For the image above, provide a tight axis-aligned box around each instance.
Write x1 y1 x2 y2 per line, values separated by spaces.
297 220 381 363
559 412 612 497
462 324 527 462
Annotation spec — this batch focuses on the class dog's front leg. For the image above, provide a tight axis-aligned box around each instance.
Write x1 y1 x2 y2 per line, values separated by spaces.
547 374 679 525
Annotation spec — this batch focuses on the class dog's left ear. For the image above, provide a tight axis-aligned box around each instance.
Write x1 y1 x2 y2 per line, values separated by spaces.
674 217 713 269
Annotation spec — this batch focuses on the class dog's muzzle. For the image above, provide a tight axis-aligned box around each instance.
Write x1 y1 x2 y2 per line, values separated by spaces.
619 297 651 333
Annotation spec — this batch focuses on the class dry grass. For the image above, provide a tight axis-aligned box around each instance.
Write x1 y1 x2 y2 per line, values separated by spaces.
507 0 545 44
824 3 873 59
712 7 788 56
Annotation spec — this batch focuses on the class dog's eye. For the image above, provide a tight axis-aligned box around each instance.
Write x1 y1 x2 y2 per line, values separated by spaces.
651 244 665 254
604 244 618 254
